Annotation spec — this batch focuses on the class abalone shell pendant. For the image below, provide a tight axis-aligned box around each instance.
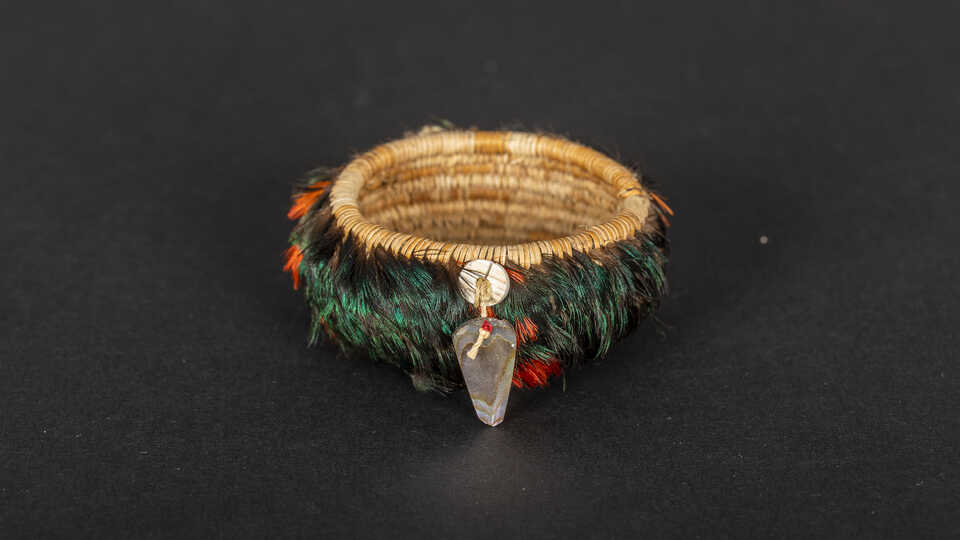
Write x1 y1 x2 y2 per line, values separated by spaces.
452 318 517 426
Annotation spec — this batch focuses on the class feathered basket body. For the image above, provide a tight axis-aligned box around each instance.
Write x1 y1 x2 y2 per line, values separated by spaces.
285 128 671 392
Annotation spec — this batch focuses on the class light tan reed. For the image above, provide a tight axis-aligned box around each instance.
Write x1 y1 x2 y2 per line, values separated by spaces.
329 129 654 267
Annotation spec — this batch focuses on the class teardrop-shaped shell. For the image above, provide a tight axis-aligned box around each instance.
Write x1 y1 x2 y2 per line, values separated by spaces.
453 318 517 426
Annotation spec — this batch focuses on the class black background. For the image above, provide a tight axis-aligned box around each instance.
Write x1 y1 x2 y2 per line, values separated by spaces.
2 1 959 537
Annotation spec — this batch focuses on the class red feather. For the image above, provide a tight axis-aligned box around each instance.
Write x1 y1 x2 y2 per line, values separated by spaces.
287 181 331 220
512 357 563 388
283 245 304 290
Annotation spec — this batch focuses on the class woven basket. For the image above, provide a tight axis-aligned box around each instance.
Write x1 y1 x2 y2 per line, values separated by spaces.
286 128 670 391
329 128 656 265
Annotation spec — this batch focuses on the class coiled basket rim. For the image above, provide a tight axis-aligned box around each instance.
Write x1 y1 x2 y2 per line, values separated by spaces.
327 129 657 268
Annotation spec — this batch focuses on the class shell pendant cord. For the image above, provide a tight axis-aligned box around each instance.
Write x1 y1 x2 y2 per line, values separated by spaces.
465 277 493 361
285 128 671 393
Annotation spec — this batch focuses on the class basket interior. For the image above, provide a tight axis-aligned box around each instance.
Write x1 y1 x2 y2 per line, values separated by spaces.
356 151 622 245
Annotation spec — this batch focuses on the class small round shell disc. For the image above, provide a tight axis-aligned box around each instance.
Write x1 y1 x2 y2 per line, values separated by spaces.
457 259 510 306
